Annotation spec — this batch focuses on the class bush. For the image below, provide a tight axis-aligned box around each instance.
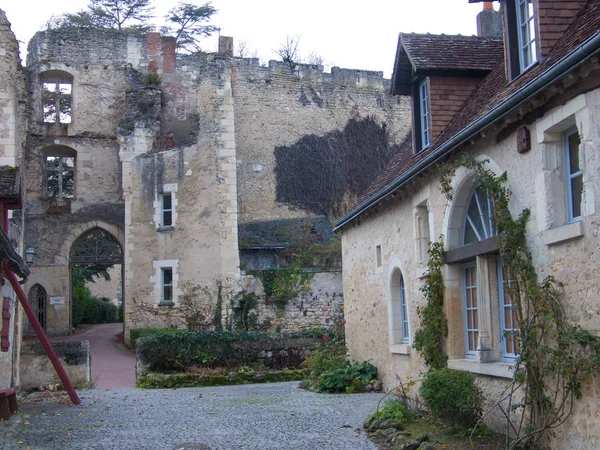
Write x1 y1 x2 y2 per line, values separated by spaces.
303 317 347 378
317 361 377 393
369 399 416 424
420 369 483 427
136 330 319 372
130 328 181 350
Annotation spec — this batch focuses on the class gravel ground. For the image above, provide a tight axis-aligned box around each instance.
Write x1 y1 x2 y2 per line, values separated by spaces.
0 382 384 450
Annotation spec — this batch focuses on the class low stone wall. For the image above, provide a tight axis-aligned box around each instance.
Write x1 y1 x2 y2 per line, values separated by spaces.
20 341 91 390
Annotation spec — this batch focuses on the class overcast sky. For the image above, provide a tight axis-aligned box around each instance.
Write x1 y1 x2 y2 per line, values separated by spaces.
2 0 487 77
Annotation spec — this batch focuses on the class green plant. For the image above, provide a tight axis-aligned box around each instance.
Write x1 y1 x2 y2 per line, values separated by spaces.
231 290 259 331
420 368 483 427
438 156 600 448
303 317 347 378
142 73 162 86
413 239 448 370
370 399 416 424
255 267 313 309
214 280 223 331
129 327 180 349
316 361 377 393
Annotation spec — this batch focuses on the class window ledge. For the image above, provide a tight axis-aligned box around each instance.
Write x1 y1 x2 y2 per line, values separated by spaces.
448 359 514 379
543 221 583 246
158 301 175 308
390 344 411 355
157 226 175 233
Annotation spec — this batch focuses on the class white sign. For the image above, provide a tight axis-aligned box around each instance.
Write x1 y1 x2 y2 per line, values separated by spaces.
49 297 65 305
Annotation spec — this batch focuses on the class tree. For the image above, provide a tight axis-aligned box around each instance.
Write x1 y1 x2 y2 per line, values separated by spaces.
275 35 301 73
89 0 154 30
163 2 218 52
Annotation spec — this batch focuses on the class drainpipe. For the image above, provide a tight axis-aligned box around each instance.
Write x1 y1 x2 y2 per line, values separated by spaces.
5 270 80 405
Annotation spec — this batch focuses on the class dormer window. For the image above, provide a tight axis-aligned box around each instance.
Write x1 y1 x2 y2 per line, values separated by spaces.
419 79 431 150
506 0 538 78
516 0 538 71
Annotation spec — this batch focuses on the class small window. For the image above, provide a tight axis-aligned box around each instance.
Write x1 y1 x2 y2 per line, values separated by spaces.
46 155 75 198
516 0 538 71
162 193 173 227
463 262 479 357
376 245 382 267
565 128 582 223
162 268 173 303
419 78 431 150
399 276 409 344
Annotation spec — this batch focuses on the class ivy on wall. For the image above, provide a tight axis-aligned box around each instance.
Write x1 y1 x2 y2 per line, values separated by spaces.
274 116 401 220
418 154 600 449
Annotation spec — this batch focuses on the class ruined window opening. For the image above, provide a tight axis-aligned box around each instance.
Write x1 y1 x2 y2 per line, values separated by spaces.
46 155 75 199
41 76 73 124
162 193 173 227
162 268 173 303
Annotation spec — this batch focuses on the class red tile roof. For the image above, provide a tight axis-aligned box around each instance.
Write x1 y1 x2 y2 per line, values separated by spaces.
337 0 600 230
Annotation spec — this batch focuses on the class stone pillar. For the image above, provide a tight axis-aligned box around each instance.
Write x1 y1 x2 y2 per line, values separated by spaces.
218 36 233 56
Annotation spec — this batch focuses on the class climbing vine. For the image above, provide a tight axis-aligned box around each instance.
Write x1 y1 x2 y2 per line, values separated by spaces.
436 155 600 449
413 240 448 370
254 267 313 309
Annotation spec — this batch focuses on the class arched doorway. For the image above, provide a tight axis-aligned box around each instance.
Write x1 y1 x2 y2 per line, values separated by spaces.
69 228 124 331
26 284 47 336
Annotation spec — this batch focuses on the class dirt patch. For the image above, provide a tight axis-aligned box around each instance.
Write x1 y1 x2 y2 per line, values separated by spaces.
368 411 506 450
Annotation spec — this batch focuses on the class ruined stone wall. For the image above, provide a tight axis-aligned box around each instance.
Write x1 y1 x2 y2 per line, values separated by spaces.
232 59 411 223
341 89 600 447
238 271 343 332
0 10 26 390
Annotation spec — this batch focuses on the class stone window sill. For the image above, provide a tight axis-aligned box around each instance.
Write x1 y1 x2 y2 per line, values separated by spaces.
389 344 411 355
157 226 175 233
448 359 514 379
415 267 428 279
542 221 583 246
158 301 175 308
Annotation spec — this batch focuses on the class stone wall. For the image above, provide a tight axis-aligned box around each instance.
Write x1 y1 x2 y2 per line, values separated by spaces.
20 340 91 389
237 271 343 332
232 58 411 223
341 88 600 448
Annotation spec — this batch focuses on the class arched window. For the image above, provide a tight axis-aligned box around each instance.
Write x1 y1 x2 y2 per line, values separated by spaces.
463 187 496 245
389 269 410 346
27 284 47 334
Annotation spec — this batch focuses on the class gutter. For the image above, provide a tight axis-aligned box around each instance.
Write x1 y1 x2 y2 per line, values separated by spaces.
334 30 600 232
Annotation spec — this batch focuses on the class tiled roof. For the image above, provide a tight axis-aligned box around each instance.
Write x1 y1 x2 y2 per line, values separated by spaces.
392 33 503 95
340 0 600 229
0 166 19 200
401 33 503 71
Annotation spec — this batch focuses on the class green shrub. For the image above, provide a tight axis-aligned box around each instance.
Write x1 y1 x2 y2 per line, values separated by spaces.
136 330 319 372
303 317 347 378
317 361 377 393
130 328 181 350
420 369 483 427
370 399 416 424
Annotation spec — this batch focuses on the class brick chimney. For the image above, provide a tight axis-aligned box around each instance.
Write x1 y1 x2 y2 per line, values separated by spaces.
477 1 502 37
218 36 233 56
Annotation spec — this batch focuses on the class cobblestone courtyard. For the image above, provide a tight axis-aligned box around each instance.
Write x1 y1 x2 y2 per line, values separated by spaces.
0 382 383 450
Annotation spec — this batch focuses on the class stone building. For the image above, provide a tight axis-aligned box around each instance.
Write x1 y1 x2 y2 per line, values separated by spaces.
18 23 409 338
335 0 600 447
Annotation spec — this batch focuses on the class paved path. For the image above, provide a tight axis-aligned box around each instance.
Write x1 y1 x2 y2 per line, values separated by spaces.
51 323 136 389
0 382 383 450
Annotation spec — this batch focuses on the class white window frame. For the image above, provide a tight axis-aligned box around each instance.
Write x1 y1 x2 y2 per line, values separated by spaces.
419 78 431 150
161 192 173 227
516 0 538 71
463 261 479 358
564 126 582 223
399 275 410 344
162 267 173 303
154 184 178 230
462 187 496 245
498 261 519 361
152 259 179 306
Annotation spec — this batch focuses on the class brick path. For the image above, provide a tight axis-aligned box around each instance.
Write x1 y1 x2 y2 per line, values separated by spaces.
51 323 136 389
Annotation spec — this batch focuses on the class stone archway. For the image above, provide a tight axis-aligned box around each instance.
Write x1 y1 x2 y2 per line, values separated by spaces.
69 227 124 330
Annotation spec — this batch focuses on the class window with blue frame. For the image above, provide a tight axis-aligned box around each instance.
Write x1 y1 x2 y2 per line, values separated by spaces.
400 275 410 344
565 127 582 223
516 0 538 71
463 262 479 356
419 78 431 150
